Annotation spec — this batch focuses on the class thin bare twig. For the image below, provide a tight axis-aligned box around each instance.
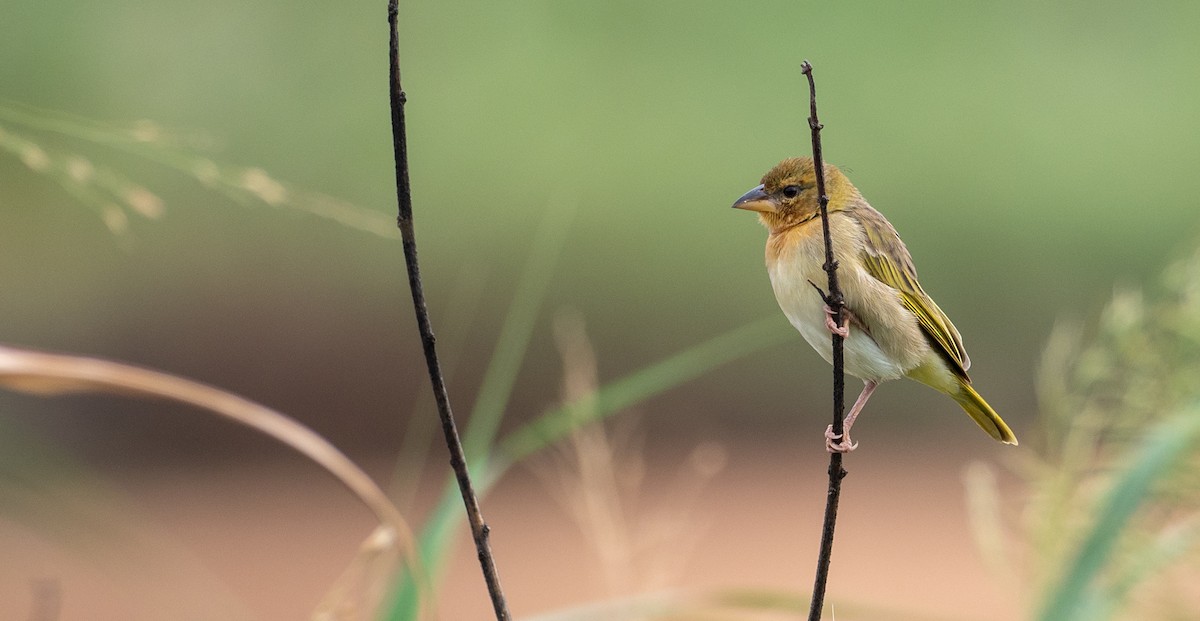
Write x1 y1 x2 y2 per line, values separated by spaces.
801 59 847 621
385 3 511 620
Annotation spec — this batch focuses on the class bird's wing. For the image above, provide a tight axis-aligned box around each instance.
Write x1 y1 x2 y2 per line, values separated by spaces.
853 206 971 376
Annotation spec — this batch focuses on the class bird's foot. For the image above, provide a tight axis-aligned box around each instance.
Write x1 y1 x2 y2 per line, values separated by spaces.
825 425 859 453
823 305 850 338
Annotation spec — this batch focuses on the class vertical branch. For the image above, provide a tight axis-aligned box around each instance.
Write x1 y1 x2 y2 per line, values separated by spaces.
801 59 848 621
386 3 512 620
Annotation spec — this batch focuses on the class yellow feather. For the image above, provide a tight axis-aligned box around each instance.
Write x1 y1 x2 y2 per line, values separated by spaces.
952 380 1019 445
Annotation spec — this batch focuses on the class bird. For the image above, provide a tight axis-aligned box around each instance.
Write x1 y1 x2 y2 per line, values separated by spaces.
732 157 1017 452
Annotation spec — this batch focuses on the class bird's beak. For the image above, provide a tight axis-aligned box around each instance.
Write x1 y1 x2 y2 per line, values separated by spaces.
731 184 776 213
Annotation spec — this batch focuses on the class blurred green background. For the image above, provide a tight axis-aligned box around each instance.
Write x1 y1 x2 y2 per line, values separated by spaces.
4 0 1199 458
2 1 1200 617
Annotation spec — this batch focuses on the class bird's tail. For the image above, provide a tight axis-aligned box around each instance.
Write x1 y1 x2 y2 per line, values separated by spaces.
952 381 1018 445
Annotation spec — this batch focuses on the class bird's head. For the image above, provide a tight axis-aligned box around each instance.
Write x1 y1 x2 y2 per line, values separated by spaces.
731 157 856 233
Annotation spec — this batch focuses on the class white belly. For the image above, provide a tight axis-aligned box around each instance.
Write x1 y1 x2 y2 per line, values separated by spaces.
768 256 910 382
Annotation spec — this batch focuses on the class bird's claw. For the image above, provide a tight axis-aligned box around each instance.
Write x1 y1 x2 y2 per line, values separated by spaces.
823 305 850 338
825 425 859 453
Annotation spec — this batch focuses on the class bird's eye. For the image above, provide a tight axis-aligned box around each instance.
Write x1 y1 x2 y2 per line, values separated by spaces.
782 185 802 199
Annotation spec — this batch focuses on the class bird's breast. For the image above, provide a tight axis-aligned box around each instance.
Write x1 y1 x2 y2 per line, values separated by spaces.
765 216 925 382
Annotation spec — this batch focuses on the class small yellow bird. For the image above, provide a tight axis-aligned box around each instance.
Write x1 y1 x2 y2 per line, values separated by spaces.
733 157 1017 452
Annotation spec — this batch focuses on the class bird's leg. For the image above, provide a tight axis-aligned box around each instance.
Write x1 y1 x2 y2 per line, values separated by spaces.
825 380 878 453
823 304 851 338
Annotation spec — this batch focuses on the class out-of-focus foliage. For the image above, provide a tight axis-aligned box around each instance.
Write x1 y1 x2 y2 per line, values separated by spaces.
971 246 1200 620
4 0 1200 442
1037 247 1200 495
4 2 1200 620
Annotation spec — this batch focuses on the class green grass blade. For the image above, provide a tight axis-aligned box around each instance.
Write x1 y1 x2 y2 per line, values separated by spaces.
382 317 787 620
391 261 491 508
497 316 787 465
1037 401 1200 621
460 202 575 461
381 204 571 620
1077 515 1200 619
382 485 463 621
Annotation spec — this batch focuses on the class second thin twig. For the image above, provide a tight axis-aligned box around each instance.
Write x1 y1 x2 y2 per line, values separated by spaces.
385 2 512 620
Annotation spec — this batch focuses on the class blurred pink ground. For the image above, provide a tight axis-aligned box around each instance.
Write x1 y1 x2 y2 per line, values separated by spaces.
0 439 1020 620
